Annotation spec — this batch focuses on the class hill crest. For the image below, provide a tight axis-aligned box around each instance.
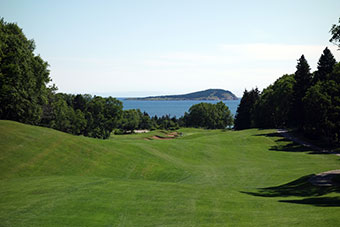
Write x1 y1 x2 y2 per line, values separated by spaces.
127 89 238 101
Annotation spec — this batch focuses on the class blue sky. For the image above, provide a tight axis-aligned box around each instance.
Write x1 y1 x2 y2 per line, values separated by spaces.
1 0 340 97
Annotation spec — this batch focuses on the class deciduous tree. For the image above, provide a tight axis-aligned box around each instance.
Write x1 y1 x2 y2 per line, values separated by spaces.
330 17 340 48
0 18 50 124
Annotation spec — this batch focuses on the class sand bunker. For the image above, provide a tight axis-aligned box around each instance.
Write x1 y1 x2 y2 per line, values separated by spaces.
149 132 180 140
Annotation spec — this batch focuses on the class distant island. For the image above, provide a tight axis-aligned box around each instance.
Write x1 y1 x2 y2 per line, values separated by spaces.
126 89 238 101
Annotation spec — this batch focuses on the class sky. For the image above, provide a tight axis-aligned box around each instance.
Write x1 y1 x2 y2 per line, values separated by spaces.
1 0 340 97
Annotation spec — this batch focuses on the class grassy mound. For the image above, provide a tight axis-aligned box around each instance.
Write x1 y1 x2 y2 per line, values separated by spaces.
0 120 339 226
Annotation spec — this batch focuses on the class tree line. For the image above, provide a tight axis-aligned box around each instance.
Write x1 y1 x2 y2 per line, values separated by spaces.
0 18 234 139
234 27 340 145
8 16 339 142
115 101 234 134
41 91 185 138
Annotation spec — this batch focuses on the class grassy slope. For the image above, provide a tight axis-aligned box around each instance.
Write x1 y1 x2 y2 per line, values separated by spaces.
0 120 339 226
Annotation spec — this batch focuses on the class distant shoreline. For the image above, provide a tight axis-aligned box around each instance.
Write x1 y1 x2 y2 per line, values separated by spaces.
125 97 239 101
124 88 239 101
120 99 240 117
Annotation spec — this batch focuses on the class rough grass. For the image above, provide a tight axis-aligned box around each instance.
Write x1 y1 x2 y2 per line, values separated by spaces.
0 120 339 226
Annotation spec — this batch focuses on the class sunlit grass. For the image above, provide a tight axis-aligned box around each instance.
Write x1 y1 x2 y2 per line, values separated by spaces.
0 120 339 226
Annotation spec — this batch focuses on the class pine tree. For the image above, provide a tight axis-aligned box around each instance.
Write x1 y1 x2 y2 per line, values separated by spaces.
234 88 259 130
313 47 336 83
291 55 312 128
303 62 340 144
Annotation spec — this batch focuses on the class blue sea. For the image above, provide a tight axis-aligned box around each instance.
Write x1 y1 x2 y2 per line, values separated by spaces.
119 99 240 117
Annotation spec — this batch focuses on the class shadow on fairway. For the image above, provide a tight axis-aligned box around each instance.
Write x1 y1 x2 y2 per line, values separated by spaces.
254 132 282 138
270 141 312 153
254 132 311 152
241 174 340 207
254 132 336 154
279 197 340 207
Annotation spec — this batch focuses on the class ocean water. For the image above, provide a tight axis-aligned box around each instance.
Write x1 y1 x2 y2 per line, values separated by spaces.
119 99 240 117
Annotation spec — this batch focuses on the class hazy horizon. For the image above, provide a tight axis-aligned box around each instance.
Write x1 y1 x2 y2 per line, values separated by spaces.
1 0 340 97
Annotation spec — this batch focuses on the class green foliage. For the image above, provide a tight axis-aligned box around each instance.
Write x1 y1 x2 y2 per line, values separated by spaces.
0 18 124 140
234 88 259 130
291 55 312 128
72 94 87 112
139 111 153 130
238 47 339 146
154 115 180 130
215 101 234 128
82 96 123 139
313 47 336 83
50 93 75 133
73 109 87 135
303 81 332 139
303 63 340 143
119 109 141 133
253 74 295 128
184 101 233 129
116 110 180 134
330 17 340 48
41 92 123 139
0 18 50 124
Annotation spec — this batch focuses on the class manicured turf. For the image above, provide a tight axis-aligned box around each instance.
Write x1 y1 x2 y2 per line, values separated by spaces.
0 120 339 226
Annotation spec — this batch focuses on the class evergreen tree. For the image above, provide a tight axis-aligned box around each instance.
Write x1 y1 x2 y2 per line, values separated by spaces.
234 88 259 130
291 55 312 128
303 81 331 139
303 62 340 144
327 63 340 144
313 47 336 83
139 111 153 130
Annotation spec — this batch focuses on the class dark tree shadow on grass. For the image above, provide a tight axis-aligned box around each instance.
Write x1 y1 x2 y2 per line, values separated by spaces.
242 175 340 197
270 141 340 155
254 132 282 138
279 197 340 207
254 132 340 155
254 132 311 152
241 174 340 207
270 142 312 153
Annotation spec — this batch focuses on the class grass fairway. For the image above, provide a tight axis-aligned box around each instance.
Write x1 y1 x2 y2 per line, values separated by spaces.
0 120 339 226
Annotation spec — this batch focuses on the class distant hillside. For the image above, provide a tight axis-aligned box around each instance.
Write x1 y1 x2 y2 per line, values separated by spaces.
127 89 238 101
